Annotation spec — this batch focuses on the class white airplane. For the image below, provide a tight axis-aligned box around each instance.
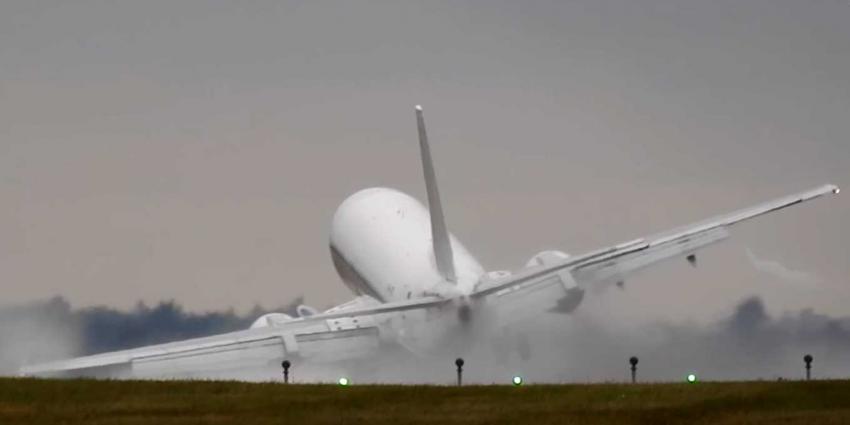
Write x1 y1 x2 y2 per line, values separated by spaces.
21 105 839 379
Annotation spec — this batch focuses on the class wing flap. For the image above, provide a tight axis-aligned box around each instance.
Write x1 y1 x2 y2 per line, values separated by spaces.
132 336 286 378
573 227 729 284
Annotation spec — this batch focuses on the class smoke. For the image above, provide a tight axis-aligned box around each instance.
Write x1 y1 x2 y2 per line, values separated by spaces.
745 248 820 288
3 295 849 382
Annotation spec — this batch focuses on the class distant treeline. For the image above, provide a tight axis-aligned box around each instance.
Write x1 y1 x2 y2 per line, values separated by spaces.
0 296 304 373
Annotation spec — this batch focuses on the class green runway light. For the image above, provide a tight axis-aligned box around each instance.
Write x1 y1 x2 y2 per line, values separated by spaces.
512 376 523 386
686 374 697 383
338 377 350 386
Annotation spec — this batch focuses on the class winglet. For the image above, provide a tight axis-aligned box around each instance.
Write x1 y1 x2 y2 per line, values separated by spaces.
415 105 457 283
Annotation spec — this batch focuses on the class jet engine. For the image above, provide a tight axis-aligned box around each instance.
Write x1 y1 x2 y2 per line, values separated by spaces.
248 304 320 329
296 305 319 317
523 250 584 314
249 313 294 329
525 250 570 268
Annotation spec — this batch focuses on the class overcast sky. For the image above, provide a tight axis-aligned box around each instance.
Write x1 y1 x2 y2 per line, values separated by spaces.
1 1 848 323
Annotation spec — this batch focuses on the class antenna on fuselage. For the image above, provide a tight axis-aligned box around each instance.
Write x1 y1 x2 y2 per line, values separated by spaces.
415 105 456 283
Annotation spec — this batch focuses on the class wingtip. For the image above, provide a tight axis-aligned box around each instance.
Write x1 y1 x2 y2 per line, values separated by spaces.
833 185 840 195
415 104 423 112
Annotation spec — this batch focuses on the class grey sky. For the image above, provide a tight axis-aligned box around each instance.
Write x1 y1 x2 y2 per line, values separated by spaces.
1 1 848 323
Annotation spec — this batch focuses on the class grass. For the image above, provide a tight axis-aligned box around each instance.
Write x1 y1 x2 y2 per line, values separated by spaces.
1 378 850 424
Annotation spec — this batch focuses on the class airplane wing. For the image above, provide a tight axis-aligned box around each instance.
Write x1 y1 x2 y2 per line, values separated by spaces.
471 184 839 316
570 184 839 285
19 295 449 378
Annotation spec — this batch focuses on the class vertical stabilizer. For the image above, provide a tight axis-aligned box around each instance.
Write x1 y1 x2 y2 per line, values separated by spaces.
415 105 457 283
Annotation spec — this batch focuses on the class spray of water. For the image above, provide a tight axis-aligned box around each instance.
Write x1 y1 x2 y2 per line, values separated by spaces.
0 297 81 375
745 248 820 288
3 295 849 382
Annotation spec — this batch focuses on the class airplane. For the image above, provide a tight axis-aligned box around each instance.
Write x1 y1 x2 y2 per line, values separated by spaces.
20 105 839 380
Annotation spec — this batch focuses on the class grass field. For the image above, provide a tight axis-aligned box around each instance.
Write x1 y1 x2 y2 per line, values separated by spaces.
1 378 849 424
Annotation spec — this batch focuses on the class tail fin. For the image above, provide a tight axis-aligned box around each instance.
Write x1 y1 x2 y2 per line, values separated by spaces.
415 105 456 283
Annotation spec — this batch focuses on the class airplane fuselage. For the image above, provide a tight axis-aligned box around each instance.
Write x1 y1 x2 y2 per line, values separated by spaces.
330 187 485 303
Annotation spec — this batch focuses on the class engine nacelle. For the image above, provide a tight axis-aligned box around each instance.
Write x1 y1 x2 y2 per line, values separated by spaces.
523 250 584 314
525 250 570 268
249 313 294 329
296 305 319 317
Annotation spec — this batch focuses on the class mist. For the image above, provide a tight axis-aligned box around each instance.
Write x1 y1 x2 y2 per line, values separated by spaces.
512 296 850 383
0 297 80 376
325 295 848 385
745 248 820 288
3 295 850 383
